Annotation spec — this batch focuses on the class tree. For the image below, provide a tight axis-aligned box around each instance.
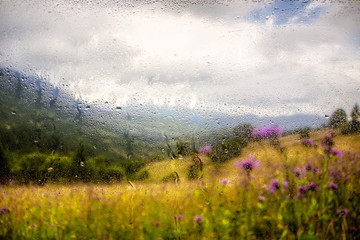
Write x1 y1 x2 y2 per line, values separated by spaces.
0 146 10 184
329 109 347 129
349 104 360 133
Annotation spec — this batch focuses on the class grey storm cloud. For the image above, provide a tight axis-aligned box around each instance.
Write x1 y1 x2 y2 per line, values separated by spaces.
0 0 359 116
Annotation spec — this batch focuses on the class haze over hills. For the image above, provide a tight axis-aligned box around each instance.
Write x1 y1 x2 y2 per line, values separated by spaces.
0 67 328 140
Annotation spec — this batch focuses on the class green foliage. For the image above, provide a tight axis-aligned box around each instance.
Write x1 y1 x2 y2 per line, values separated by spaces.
232 123 253 142
210 138 244 163
329 108 347 129
176 140 191 157
162 172 177 182
121 159 147 179
0 145 10 184
298 127 311 139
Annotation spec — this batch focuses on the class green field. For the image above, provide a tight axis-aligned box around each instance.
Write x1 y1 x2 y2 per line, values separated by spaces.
1 131 360 239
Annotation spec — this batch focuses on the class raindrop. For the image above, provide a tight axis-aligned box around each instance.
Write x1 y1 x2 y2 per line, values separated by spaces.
325 115 329 118
80 162 85 167
116 106 122 110
48 167 54 173
11 110 16 115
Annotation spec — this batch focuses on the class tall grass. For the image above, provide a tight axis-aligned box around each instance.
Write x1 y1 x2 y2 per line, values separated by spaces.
1 132 359 239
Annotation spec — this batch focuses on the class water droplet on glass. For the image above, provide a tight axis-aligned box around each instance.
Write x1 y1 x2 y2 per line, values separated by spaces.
80 162 85 167
48 167 54 173
11 110 16 115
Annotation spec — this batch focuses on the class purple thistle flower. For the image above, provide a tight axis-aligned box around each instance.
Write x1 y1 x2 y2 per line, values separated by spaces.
258 196 266 202
298 185 307 194
328 183 338 190
235 155 259 172
294 168 301 178
282 181 289 187
349 226 358 233
199 145 212 154
337 208 349 216
331 149 344 158
302 139 314 147
0 207 10 215
269 179 280 193
178 214 184 220
194 215 203 223
220 178 230 185
321 129 335 153
308 182 317 191
154 221 160 227
252 126 284 140
174 214 178 220
305 163 313 172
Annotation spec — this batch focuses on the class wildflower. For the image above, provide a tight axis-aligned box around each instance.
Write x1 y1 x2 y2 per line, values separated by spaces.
308 182 317 191
294 168 301 178
220 178 230 185
282 181 289 187
321 129 335 153
298 185 307 194
305 163 313 172
349 227 358 233
252 126 284 140
154 221 160 227
258 196 266 202
199 145 212 155
302 139 314 147
269 179 280 193
337 208 349 216
328 183 338 190
331 149 344 158
0 207 10 215
235 155 259 172
174 214 183 220
194 215 203 223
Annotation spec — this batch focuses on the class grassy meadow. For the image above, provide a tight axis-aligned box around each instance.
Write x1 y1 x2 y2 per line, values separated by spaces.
1 130 360 239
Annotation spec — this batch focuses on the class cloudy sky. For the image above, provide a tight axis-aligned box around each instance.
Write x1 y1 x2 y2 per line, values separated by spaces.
0 0 359 117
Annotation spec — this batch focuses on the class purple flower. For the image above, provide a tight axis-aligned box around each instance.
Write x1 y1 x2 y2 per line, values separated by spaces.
0 207 10 215
305 163 313 172
174 214 178 220
298 185 307 194
269 179 280 193
194 215 203 223
331 149 344 158
220 178 230 185
282 181 289 187
154 221 160 227
294 168 301 178
328 183 338 190
321 129 335 152
252 126 284 140
235 155 259 172
199 145 212 154
337 208 349 216
308 182 317 191
349 226 358 233
178 214 184 220
258 196 266 202
302 139 314 147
